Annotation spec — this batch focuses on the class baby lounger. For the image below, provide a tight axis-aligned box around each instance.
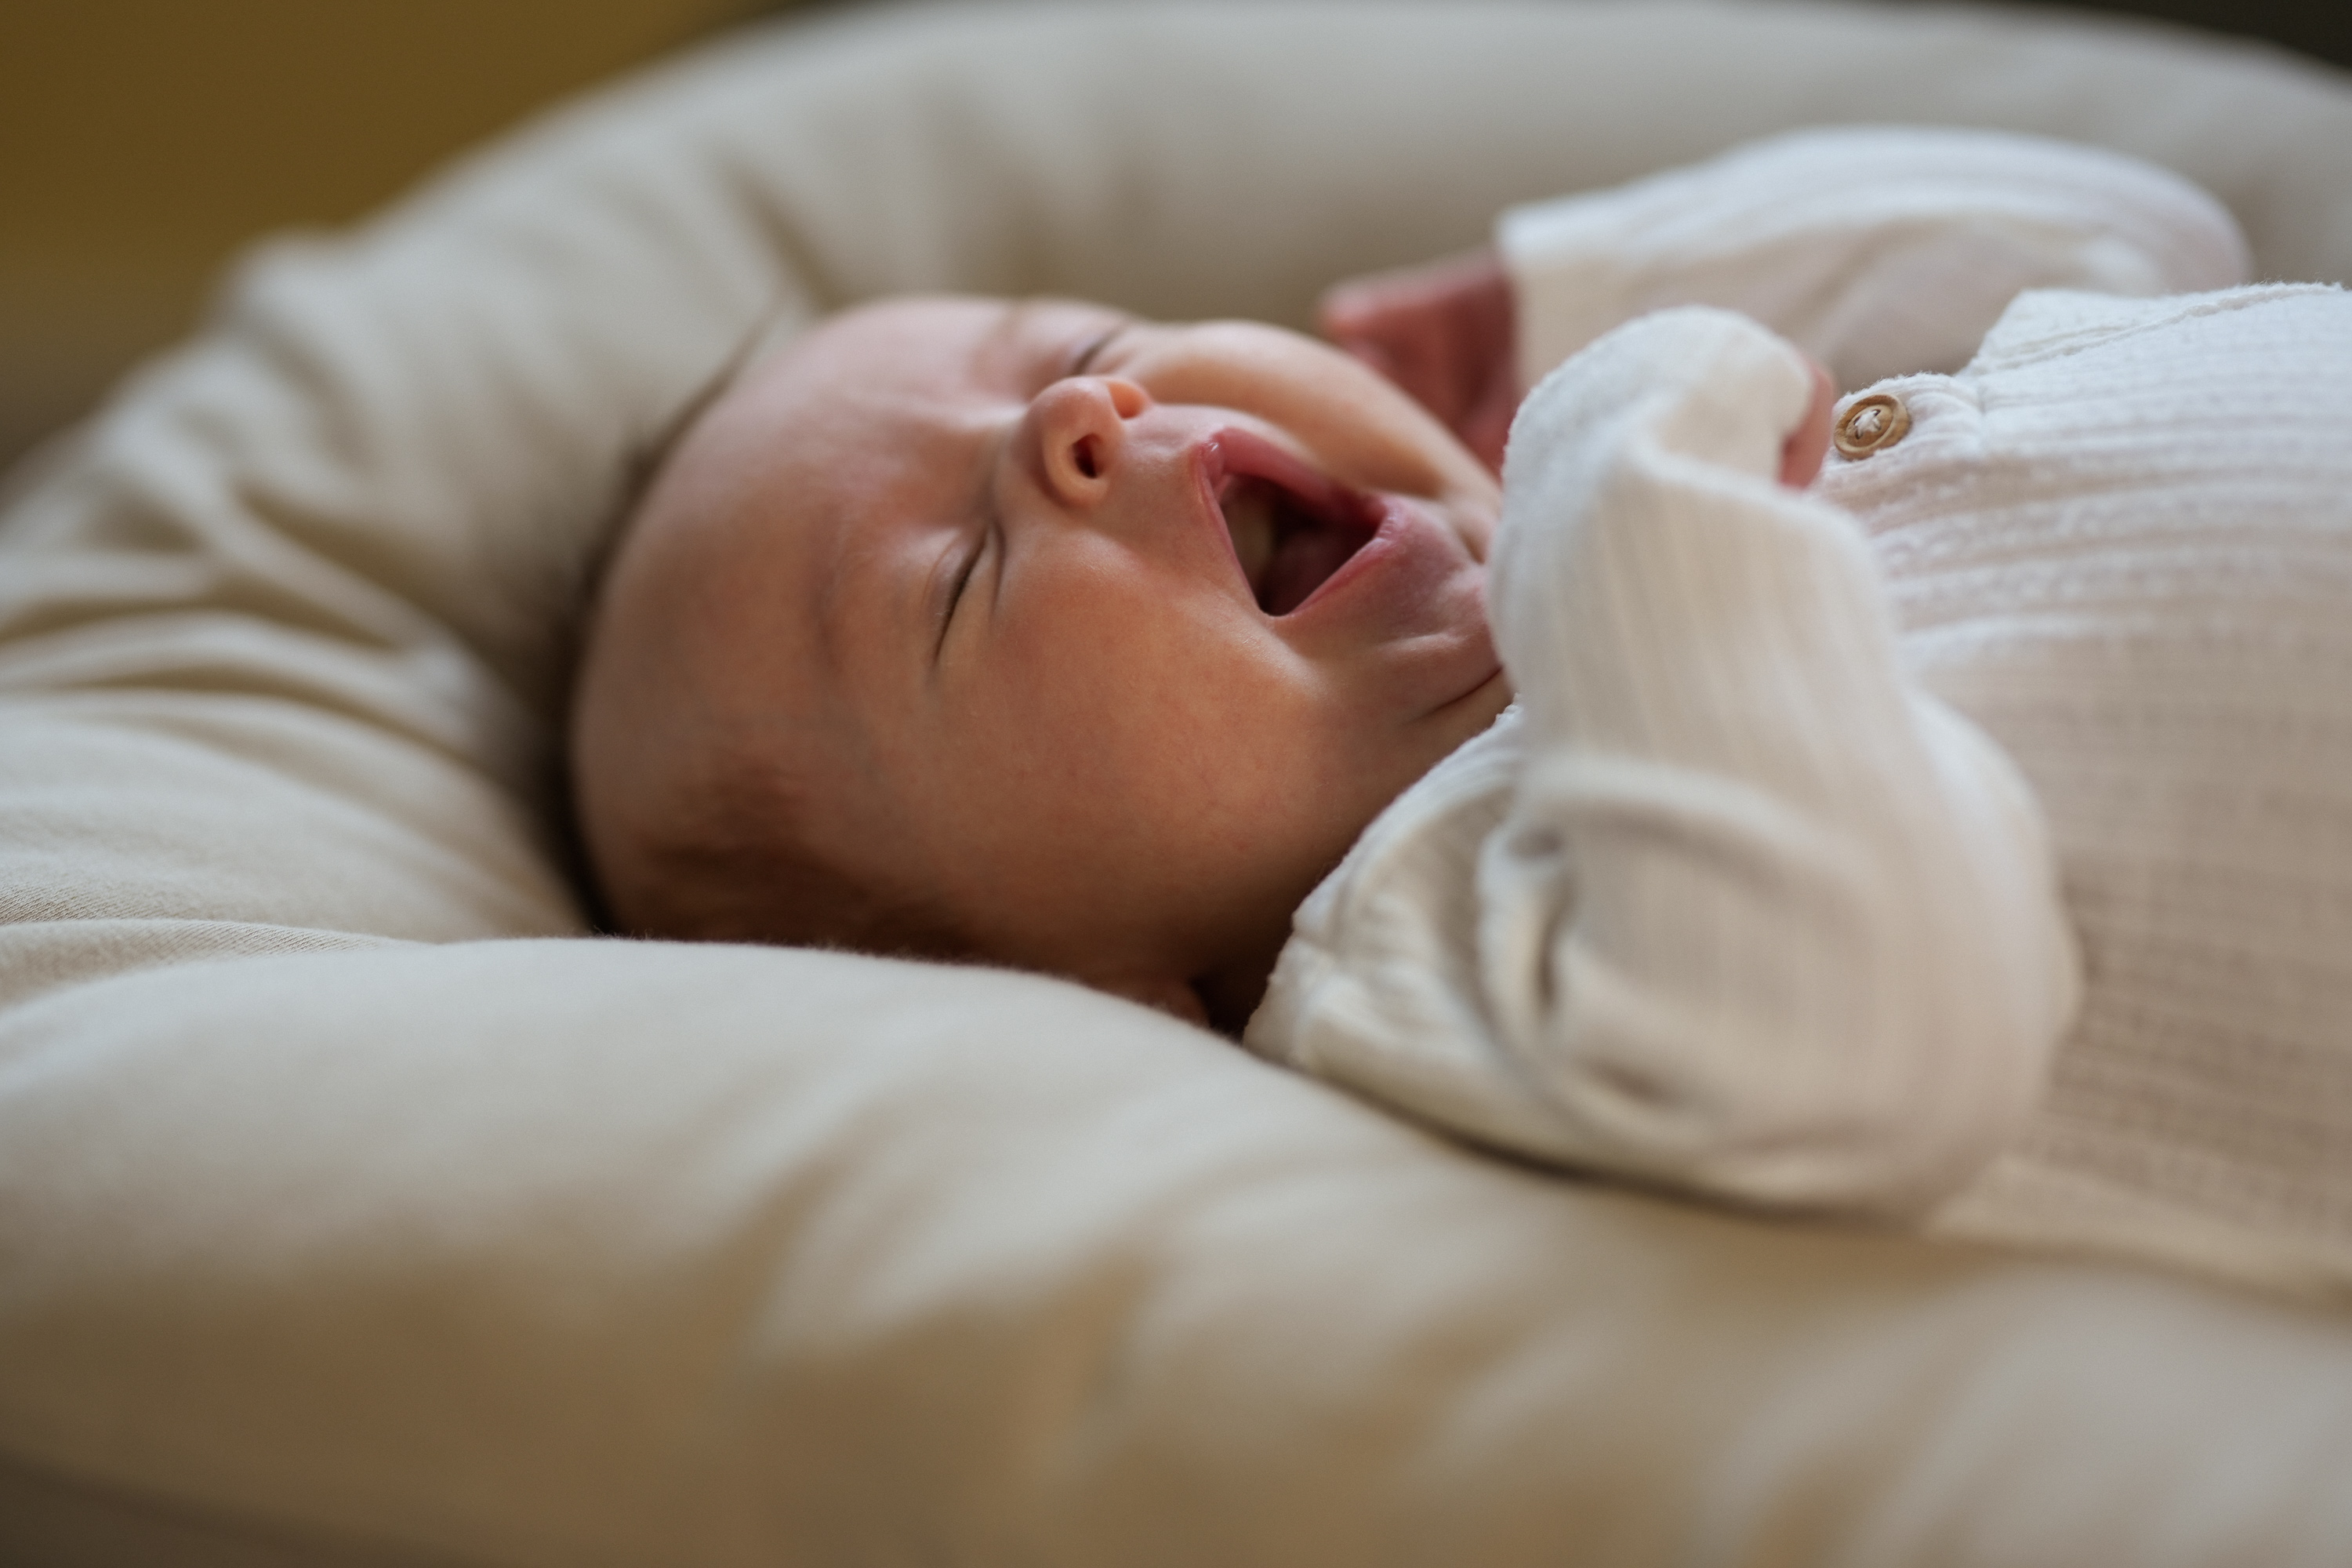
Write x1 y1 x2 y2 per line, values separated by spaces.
5 2 2352 1563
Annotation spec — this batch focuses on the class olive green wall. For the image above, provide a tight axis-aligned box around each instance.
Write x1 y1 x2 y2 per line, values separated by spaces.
0 0 775 470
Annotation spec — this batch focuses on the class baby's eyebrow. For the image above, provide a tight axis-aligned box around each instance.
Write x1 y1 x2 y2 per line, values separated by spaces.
1070 325 1122 377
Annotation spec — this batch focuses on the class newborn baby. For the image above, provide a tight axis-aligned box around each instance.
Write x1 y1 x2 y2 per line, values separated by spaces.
572 291 1514 1033
574 129 2348 1297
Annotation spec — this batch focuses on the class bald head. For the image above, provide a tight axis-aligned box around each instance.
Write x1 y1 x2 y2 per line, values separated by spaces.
568 316 960 953
565 292 1505 1030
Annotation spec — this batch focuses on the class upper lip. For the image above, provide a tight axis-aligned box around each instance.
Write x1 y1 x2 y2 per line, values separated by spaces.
1195 428 1382 616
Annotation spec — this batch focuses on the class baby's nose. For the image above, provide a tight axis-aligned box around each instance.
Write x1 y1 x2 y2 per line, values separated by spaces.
1029 377 1149 505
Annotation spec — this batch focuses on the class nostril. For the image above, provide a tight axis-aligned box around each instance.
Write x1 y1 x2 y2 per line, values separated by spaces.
1073 436 1101 481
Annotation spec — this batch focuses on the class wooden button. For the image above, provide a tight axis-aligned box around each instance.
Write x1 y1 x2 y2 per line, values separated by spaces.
1833 393 1911 459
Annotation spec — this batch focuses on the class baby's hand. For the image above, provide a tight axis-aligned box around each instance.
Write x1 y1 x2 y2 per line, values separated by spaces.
1780 358 1835 489
1318 247 1518 474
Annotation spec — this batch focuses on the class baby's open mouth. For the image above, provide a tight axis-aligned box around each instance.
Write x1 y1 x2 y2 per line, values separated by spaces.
1206 430 1381 616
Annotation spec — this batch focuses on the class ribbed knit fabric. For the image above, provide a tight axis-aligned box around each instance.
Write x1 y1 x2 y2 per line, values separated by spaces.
1252 135 2352 1300
1250 308 2080 1218
1845 283 2352 1295
1497 125 2249 392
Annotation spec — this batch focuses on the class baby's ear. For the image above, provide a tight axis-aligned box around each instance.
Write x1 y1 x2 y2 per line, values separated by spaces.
1104 974 1211 1029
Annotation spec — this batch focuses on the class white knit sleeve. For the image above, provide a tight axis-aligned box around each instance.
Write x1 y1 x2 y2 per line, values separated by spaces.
1499 126 2251 392
1478 307 2079 1215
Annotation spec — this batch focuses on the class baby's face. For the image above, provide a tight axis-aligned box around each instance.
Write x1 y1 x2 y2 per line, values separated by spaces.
578 296 1507 1024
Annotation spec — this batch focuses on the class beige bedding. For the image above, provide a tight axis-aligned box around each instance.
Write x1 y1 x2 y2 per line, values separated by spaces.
5 2 2352 1563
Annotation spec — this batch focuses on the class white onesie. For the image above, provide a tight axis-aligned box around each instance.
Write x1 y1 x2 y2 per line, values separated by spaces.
1249 129 2352 1300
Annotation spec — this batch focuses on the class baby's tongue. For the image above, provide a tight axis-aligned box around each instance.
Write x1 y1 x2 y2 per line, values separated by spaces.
1259 527 1357 616
1221 477 1360 614
1225 486 1278 589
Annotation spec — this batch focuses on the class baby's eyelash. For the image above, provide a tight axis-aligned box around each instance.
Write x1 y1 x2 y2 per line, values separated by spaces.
1069 328 1120 377
946 535 982 621
932 532 984 666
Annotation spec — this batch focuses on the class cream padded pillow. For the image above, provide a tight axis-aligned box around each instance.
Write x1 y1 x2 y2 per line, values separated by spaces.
5 2 2352 1563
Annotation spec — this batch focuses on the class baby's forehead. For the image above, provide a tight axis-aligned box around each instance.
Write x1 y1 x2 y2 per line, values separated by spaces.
633 302 1018 673
636 292 1138 662
753 296 1027 397
739 293 1134 415
717 313 1003 505
691 294 1131 534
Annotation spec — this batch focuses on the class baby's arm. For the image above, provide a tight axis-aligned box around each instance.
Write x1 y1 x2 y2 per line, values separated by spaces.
1325 128 2249 466
1478 307 2079 1215
1502 126 2249 392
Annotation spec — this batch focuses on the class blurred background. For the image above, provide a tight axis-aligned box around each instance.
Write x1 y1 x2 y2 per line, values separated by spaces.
2 0 2346 474
0 0 787 472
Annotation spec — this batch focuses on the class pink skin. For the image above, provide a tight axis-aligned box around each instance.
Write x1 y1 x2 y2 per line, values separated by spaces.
1319 247 1522 474
573 292 1834 1033
1780 358 1837 487
573 297 1511 1030
1319 246 1836 485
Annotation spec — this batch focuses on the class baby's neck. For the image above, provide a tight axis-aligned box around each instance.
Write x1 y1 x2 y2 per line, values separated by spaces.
1192 926 1293 1037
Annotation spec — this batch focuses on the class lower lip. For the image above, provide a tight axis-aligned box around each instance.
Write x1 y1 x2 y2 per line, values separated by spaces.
1281 492 1468 626
1283 492 1504 712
